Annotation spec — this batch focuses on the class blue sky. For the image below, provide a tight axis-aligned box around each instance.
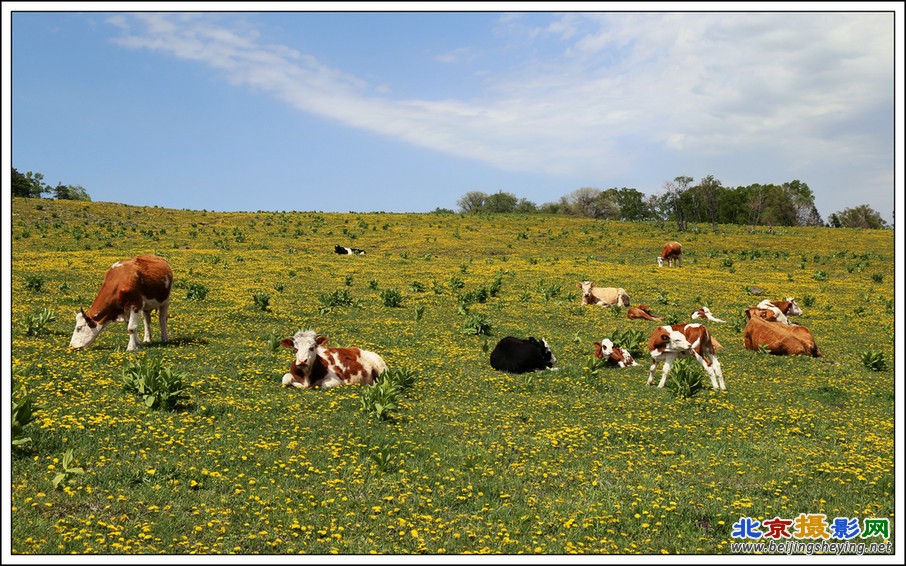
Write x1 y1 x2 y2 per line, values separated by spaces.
4 4 902 222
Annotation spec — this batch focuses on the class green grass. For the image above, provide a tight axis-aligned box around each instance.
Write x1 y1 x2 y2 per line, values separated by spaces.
8 197 896 555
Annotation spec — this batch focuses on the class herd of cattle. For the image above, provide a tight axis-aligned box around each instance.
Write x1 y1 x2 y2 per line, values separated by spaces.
67 241 822 393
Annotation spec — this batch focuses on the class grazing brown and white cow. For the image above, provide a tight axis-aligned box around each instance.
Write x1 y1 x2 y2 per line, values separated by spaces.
281 330 388 389
69 255 172 352
593 338 638 367
691 306 726 323
743 308 822 357
657 241 682 267
578 281 630 307
627 303 664 321
647 323 725 390
755 298 803 325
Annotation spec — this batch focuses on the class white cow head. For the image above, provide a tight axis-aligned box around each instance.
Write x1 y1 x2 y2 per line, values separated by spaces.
652 326 692 353
657 256 665 267
281 330 328 371
578 281 596 301
69 308 104 349
785 298 803 317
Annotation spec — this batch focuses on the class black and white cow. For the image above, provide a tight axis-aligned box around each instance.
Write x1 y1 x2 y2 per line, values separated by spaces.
489 336 557 374
335 244 366 255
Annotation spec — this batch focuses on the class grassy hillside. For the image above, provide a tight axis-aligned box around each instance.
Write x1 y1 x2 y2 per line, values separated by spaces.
9 197 895 555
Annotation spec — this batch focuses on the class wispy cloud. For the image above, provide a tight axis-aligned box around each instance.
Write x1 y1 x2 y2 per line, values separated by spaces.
107 12 894 192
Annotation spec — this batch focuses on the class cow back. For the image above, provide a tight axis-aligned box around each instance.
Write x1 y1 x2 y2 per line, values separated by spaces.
743 315 820 356
316 347 387 386
87 255 172 324
490 337 551 374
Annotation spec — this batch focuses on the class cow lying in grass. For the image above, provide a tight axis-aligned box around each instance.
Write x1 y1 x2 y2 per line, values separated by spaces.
743 308 822 357
281 330 388 388
335 244 366 255
578 281 630 307
489 336 557 374
755 298 803 325
593 338 638 367
691 306 726 323
627 303 663 321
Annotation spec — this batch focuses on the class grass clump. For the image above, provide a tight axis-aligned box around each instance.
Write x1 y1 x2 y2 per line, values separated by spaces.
122 357 189 411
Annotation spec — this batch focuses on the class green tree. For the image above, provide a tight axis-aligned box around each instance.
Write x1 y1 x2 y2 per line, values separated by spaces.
537 201 563 214
11 168 49 198
782 180 823 226
483 191 519 213
662 176 693 231
457 191 487 213
52 183 92 201
828 205 889 229
514 198 538 213
561 187 604 218
614 188 651 221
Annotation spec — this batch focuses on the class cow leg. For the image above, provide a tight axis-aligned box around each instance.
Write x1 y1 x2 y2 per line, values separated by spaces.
317 375 344 388
142 309 153 343
126 308 142 351
158 304 169 342
710 355 726 390
647 359 660 385
692 352 721 390
657 357 674 388
282 373 306 388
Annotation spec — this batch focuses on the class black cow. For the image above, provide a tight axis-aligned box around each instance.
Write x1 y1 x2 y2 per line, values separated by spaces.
335 244 366 255
489 336 557 374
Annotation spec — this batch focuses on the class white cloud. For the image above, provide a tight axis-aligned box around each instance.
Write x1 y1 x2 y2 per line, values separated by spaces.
107 11 894 212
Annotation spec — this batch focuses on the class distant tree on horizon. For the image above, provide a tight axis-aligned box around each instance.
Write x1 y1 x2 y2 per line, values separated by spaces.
828 204 889 229
12 167 91 201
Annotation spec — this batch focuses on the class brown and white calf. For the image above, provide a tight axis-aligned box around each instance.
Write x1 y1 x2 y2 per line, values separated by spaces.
755 298 803 325
691 306 726 323
657 241 682 267
69 255 172 352
281 330 388 389
593 338 638 367
627 303 664 321
647 323 725 390
578 281 630 307
743 308 822 356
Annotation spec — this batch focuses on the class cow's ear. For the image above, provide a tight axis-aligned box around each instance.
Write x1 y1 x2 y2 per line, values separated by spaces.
316 335 329 346
593 342 603 358
280 338 295 349
659 332 671 345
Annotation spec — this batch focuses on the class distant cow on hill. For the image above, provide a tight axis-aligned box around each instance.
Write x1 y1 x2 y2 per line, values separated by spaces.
335 244 366 255
657 241 682 267
281 330 388 388
69 254 172 352
578 281 630 307
489 336 557 374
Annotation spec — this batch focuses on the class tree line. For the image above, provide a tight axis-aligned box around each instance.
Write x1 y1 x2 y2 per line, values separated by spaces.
451 175 890 230
12 168 92 202
12 166 888 229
